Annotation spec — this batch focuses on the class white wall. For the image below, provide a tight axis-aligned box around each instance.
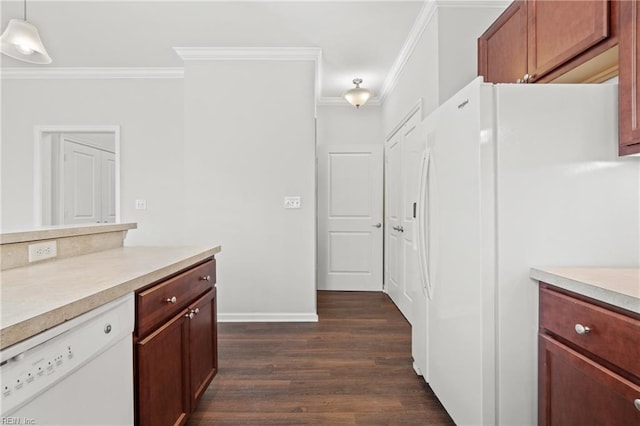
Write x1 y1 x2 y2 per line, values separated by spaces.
382 4 506 134
0 79 186 245
316 104 383 146
183 60 317 320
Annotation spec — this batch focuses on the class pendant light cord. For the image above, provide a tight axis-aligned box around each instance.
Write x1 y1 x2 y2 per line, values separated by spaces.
24 0 28 21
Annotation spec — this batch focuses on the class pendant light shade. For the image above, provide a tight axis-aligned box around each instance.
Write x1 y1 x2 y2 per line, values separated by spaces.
344 78 373 109
1 0 52 64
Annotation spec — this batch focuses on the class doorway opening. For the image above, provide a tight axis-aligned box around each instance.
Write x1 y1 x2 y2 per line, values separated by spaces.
35 126 120 227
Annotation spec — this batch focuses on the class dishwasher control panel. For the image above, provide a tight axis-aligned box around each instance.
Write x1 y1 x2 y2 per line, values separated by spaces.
0 294 134 416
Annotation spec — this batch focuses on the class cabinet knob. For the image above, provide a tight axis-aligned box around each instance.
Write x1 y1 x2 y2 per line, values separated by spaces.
190 308 200 316
574 324 591 335
185 312 194 319
165 296 177 304
372 223 382 228
634 399 640 411
516 78 523 84
200 275 211 281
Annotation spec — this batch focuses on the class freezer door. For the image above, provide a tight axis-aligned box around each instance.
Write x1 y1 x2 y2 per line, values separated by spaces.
426 77 497 426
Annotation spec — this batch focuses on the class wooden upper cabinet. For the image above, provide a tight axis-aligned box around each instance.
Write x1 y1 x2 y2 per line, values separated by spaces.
478 0 528 84
479 1 618 84
619 0 640 155
528 0 609 81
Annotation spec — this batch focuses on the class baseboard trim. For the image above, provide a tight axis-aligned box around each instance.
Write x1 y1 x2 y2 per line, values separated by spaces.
217 313 319 323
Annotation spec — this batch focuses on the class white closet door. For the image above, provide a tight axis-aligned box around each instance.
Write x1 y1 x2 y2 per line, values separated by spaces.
63 140 102 224
385 110 422 322
385 132 403 305
101 152 117 223
317 145 383 291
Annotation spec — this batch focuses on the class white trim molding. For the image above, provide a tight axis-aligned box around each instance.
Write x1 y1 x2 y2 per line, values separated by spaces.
379 0 438 103
33 125 122 227
0 67 184 79
217 312 319 323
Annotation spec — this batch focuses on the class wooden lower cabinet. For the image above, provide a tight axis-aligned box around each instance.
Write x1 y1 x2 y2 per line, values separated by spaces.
538 285 640 425
189 289 218 407
137 311 190 426
135 258 218 426
539 335 640 425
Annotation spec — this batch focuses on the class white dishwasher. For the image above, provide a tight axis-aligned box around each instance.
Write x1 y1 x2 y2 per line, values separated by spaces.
1 293 134 425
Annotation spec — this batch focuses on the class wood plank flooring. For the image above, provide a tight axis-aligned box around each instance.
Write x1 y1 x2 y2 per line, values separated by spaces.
187 291 454 425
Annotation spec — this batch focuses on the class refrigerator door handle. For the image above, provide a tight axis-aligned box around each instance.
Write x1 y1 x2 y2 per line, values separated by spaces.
417 148 433 299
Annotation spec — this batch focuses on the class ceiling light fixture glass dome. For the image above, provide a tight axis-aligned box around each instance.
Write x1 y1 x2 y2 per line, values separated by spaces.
343 78 373 109
0 0 52 64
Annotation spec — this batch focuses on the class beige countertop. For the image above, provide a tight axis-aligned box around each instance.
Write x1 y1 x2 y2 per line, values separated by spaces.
0 245 221 350
530 267 640 314
0 222 137 244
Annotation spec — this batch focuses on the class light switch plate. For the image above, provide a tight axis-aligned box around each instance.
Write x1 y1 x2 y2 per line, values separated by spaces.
135 199 147 210
284 196 301 209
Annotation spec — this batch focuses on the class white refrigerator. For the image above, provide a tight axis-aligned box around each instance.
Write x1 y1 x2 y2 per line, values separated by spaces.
410 77 640 426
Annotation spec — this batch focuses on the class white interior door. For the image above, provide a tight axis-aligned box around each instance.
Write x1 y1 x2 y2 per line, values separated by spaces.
62 139 115 224
317 144 383 291
63 140 102 224
101 152 117 223
385 110 422 322
385 132 403 304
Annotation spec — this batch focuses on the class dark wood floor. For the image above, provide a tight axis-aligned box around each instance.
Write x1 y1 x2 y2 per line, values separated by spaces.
187 291 454 425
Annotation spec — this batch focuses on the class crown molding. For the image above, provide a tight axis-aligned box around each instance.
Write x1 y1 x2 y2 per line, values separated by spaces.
0 67 184 79
173 47 322 62
317 96 381 107
378 0 438 103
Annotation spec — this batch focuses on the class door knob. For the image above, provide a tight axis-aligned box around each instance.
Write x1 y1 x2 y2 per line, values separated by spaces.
373 223 382 228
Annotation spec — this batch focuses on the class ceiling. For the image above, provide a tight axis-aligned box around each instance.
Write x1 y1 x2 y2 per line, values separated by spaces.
0 0 430 101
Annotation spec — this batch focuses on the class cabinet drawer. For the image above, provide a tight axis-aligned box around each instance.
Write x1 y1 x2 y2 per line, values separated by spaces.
539 287 640 378
136 259 215 337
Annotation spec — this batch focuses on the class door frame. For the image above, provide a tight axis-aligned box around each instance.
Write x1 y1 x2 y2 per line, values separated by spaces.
34 125 121 227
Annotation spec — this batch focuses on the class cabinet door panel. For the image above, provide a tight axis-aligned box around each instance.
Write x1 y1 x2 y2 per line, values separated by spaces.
539 335 640 426
528 0 609 80
189 288 218 408
137 311 190 426
619 0 640 154
478 0 527 83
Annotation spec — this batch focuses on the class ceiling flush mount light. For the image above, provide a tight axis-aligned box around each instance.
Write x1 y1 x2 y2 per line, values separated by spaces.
0 0 52 64
344 78 373 109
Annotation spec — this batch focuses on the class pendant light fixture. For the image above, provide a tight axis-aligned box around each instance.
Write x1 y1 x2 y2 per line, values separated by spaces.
0 0 52 64
343 78 373 109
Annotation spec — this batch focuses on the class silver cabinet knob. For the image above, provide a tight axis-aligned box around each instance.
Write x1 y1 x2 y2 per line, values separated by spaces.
373 223 382 228
516 78 523 84
200 275 211 281
574 324 591 335
634 399 640 411
190 308 200 315
185 312 194 319
165 296 177 304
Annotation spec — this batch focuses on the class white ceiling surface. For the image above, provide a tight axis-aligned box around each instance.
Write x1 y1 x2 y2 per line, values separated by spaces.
0 0 429 99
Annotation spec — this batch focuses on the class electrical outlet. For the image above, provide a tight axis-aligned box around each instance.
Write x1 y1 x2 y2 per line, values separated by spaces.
28 241 58 262
135 199 147 210
284 196 301 209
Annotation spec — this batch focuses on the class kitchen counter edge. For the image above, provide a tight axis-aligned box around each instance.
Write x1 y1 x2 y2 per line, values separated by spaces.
530 267 640 315
0 245 222 350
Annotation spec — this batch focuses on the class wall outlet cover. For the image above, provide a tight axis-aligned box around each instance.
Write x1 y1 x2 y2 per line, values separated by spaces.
28 241 58 262
284 196 301 209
